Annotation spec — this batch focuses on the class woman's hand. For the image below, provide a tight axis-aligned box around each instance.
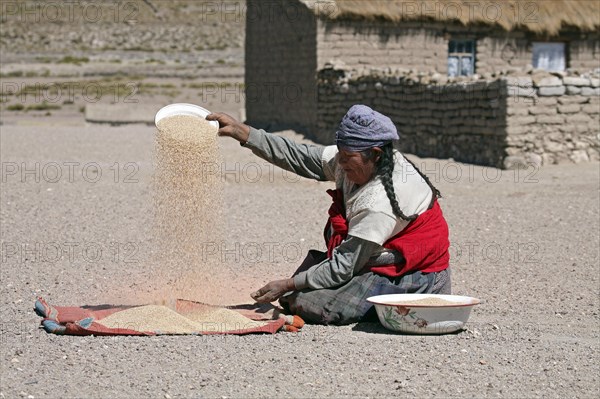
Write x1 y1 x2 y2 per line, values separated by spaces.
206 113 251 144
251 278 296 303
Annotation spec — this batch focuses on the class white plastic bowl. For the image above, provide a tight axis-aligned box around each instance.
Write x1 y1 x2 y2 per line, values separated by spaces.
366 293 480 334
154 103 219 129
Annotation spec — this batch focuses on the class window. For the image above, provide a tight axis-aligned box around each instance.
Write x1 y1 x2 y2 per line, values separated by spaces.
448 39 476 77
532 42 566 72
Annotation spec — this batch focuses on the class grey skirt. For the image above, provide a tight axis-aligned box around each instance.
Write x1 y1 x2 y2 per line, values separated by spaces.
279 250 451 325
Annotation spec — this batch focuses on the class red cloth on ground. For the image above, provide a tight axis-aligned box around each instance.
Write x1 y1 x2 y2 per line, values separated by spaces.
324 188 449 278
35 297 287 336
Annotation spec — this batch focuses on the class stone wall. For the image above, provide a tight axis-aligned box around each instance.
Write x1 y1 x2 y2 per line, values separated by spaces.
245 0 317 130
315 68 600 168
504 74 600 166
315 68 508 167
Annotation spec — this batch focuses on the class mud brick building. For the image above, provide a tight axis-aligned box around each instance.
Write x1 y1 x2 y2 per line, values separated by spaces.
245 0 600 167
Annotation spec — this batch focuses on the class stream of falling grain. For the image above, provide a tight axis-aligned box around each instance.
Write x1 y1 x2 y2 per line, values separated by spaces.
150 114 225 304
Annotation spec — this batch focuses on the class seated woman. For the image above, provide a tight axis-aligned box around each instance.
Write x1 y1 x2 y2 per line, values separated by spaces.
207 105 450 325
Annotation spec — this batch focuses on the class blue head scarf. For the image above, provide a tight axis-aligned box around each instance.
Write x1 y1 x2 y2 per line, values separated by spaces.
335 105 399 152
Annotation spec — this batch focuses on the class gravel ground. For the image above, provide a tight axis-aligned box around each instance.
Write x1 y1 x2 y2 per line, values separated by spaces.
0 114 598 398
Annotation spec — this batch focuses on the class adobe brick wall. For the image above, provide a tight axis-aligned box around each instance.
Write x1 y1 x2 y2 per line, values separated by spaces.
569 34 600 72
316 20 447 72
314 19 600 77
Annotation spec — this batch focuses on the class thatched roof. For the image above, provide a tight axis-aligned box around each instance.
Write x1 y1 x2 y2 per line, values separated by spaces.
301 0 600 35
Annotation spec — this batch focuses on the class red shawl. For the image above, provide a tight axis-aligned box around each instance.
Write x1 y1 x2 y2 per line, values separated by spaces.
324 189 449 277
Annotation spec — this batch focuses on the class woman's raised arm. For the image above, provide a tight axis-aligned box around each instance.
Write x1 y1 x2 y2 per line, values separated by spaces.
207 112 329 181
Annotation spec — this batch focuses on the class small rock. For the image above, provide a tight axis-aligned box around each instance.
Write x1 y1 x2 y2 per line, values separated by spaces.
563 76 590 86
581 87 600 96
570 150 589 164
164 394 171 399
479 360 487 365
533 74 562 87
524 153 543 167
539 86 566 96
11 358 19 363
503 76 533 88
503 155 527 170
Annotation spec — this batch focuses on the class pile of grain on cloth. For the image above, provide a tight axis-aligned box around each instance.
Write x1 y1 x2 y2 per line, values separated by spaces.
34 297 304 336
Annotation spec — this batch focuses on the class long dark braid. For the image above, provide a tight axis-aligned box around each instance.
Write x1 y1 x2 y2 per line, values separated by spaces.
363 144 442 221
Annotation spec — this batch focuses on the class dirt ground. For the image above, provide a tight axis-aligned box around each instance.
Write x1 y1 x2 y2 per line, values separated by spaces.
0 99 598 398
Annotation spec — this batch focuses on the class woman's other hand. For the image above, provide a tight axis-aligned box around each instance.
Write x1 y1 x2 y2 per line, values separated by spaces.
206 113 251 144
251 278 296 303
